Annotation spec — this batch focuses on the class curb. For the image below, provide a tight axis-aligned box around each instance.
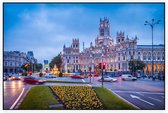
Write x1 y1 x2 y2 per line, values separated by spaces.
14 87 31 109
107 88 141 110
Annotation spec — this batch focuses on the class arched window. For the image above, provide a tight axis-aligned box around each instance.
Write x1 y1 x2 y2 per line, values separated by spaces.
153 53 156 60
143 52 147 60
148 52 151 60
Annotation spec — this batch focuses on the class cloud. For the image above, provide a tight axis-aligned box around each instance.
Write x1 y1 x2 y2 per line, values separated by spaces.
4 4 164 63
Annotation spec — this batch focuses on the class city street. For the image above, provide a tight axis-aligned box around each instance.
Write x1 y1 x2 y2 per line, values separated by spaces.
90 77 165 110
3 77 165 110
3 80 25 109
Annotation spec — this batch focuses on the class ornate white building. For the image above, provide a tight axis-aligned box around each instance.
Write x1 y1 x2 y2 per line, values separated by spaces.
62 17 164 74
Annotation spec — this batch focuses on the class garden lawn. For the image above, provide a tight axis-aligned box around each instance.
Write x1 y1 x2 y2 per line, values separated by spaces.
93 87 137 110
18 86 62 110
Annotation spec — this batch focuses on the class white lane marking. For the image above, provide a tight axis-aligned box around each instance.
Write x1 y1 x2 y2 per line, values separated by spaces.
109 89 140 109
148 97 162 102
10 88 25 109
114 90 164 95
130 94 154 106
82 79 85 83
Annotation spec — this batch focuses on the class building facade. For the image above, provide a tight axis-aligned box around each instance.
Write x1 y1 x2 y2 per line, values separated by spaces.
62 17 164 74
3 51 37 74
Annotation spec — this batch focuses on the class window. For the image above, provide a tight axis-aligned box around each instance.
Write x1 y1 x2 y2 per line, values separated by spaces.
118 39 120 42
148 56 151 60
162 56 164 60
123 56 125 60
138 52 140 55
157 56 160 60
138 56 141 60
76 60 78 63
76 65 78 70
10 62 12 66
67 60 69 63
153 54 156 60
118 57 120 61
5 62 7 66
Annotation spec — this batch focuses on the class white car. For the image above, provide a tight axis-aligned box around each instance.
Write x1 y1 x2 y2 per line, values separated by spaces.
122 74 137 81
45 73 56 78
98 76 117 82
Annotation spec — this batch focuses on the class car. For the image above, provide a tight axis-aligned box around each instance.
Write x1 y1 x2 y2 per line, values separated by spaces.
71 73 84 79
98 76 117 82
88 74 99 77
122 74 137 81
141 74 147 78
45 73 56 78
10 74 21 80
23 76 45 84
3 74 8 81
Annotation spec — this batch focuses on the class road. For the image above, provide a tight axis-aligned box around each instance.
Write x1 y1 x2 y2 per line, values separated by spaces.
3 80 25 109
3 76 165 110
90 77 165 110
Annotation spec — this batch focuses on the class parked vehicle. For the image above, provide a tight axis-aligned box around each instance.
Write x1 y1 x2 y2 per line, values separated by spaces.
3 74 8 81
45 73 56 78
122 74 137 81
88 73 99 77
71 73 84 79
10 74 21 80
98 76 117 82
23 76 45 84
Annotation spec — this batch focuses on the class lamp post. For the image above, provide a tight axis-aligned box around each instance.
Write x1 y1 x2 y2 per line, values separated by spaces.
144 19 160 79
101 46 104 88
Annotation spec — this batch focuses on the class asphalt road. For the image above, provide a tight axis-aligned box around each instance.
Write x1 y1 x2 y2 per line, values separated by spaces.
91 77 165 110
3 80 25 110
3 76 165 110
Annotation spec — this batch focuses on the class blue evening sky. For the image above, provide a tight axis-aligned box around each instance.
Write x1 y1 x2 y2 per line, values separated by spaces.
4 3 164 63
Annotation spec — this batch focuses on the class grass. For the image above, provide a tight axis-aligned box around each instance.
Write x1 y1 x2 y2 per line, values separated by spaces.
93 87 137 110
18 86 63 110
18 86 137 110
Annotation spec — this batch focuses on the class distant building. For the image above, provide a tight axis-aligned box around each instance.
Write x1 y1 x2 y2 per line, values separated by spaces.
43 60 50 72
62 17 164 74
3 51 37 74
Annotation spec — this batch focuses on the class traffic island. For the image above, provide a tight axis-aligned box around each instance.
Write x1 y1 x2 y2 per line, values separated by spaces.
18 86 137 110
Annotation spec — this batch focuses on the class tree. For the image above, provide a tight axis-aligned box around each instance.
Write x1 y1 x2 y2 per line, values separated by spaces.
129 60 146 74
50 54 62 70
21 63 31 71
21 63 43 72
36 63 43 72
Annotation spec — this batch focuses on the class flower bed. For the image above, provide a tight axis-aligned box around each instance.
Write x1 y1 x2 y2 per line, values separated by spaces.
50 86 103 110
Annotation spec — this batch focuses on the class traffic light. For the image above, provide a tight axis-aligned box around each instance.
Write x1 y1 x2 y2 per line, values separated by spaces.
102 62 106 69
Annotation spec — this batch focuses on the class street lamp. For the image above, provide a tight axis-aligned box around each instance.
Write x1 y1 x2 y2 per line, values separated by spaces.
144 19 160 79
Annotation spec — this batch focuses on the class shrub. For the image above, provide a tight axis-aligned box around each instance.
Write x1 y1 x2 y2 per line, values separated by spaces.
59 72 63 77
39 72 43 77
22 72 27 76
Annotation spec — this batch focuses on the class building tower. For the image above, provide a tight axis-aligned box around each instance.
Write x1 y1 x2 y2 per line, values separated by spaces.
72 38 80 54
116 31 125 43
99 17 110 36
